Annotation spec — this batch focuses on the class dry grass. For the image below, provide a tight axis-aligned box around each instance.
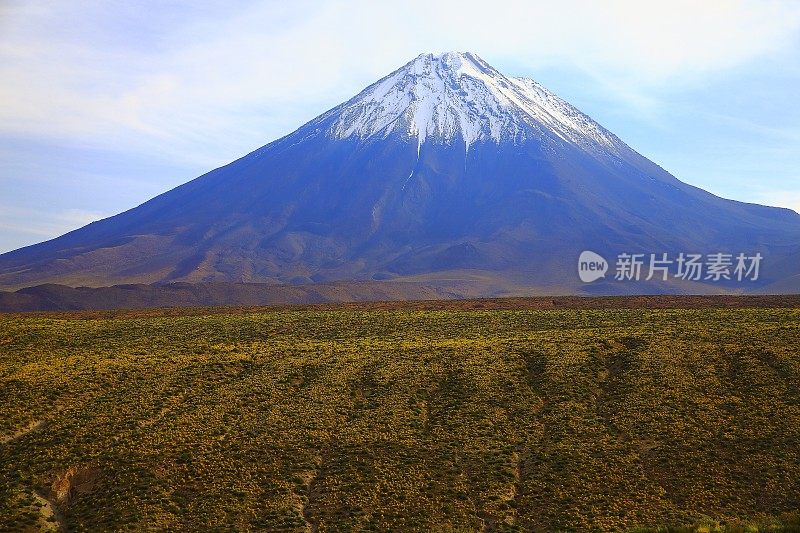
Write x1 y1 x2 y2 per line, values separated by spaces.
1 306 799 531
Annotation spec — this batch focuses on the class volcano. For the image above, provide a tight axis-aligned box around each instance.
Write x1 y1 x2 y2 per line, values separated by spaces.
2 52 800 295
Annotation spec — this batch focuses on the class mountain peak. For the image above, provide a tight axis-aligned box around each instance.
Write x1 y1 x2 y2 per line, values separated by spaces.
321 51 623 154
3 52 800 293
408 51 486 70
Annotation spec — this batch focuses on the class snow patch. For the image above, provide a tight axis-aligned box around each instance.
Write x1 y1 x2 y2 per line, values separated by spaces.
321 52 623 155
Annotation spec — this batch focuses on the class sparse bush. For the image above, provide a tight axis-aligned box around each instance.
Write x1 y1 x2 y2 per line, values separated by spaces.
0 307 798 530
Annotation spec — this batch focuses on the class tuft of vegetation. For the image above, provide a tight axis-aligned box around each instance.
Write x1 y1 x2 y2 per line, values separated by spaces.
1 307 799 531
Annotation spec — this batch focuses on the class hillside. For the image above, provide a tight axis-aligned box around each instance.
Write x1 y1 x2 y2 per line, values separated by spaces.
0 281 473 313
1 304 799 531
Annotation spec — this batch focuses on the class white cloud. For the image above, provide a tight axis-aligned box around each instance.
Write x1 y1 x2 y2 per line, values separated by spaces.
753 190 800 214
0 0 799 168
0 206 107 252
60 208 107 227
0 206 106 237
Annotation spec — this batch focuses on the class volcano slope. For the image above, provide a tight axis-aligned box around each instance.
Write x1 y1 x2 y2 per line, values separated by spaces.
2 52 800 295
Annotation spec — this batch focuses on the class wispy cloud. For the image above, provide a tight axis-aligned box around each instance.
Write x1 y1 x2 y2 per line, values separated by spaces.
1 0 799 165
0 206 106 252
753 190 800 214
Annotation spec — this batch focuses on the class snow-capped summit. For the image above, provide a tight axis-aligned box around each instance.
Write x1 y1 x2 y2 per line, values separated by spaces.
322 52 622 154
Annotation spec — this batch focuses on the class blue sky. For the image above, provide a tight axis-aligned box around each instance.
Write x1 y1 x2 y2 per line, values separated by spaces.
1 0 799 253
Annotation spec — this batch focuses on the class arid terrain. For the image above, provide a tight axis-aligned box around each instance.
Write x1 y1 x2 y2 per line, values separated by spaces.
1 296 799 531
